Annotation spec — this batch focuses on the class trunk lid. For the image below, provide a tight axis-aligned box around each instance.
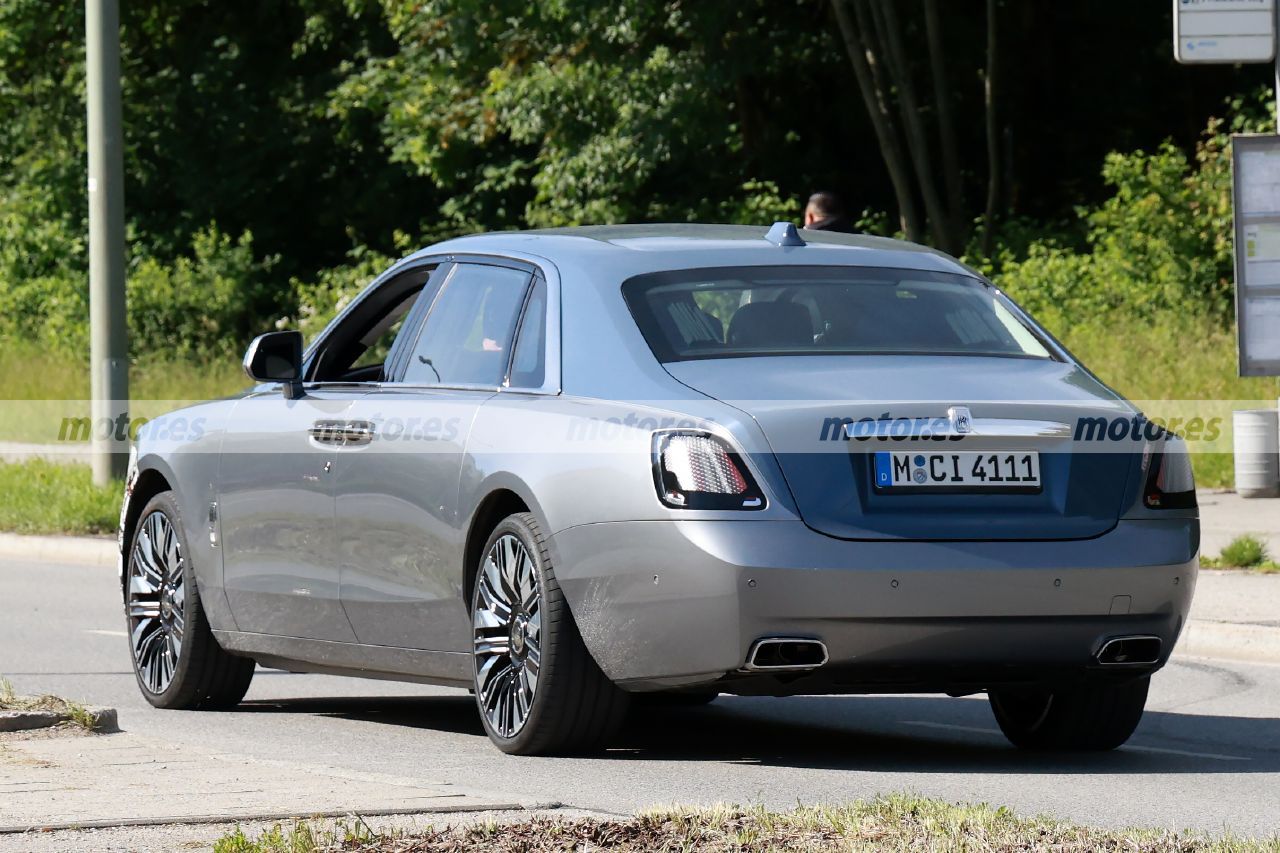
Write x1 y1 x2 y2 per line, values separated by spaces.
665 355 1139 541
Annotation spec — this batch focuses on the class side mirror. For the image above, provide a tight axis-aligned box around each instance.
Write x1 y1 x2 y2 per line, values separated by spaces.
243 331 304 398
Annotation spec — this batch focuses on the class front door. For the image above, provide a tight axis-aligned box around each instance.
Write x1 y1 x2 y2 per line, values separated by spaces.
337 261 534 650
218 388 363 641
218 261 439 641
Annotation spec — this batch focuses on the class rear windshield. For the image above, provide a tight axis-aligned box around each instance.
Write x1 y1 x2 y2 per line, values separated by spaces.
622 266 1054 362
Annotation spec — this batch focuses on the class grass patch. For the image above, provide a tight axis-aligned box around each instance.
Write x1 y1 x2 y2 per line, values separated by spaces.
212 796 1280 852
0 677 95 730
0 338 248 443
1055 315 1280 490
1201 534 1280 573
0 338 248 402
1219 534 1270 568
0 459 121 535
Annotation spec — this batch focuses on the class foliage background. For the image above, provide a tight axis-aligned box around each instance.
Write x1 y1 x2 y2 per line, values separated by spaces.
1 0 1277 421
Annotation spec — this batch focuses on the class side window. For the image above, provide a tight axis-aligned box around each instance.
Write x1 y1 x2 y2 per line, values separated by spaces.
349 291 418 371
402 263 530 387
509 277 547 389
309 265 440 383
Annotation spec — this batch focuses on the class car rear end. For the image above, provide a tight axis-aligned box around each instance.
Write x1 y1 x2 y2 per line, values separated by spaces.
552 255 1198 703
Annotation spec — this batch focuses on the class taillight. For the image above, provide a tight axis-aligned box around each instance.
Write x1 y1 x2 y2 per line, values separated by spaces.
1143 434 1196 509
652 431 765 510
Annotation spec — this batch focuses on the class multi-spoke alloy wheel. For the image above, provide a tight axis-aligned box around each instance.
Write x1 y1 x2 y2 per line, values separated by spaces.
123 491 254 710
473 533 542 738
128 509 186 694
469 513 629 755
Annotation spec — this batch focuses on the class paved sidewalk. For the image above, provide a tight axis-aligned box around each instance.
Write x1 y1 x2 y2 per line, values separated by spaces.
1179 569 1280 663
0 732 547 834
0 533 115 568
1198 489 1280 558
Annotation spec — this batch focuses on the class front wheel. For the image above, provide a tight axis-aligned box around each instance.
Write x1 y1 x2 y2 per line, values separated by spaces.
988 676 1150 751
125 491 255 710
470 513 629 755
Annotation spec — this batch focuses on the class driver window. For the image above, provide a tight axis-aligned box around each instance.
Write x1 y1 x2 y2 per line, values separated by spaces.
350 290 419 371
309 265 440 383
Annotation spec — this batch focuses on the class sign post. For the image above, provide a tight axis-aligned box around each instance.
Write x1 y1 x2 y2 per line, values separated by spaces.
1233 135 1280 375
1174 0 1277 65
86 0 129 485
1175 1 1280 375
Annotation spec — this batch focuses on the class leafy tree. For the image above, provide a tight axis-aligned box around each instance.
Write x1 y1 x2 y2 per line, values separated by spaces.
331 0 813 232
997 95 1271 328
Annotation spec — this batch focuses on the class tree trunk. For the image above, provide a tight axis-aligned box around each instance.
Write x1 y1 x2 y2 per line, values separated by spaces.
829 0 923 242
925 0 964 247
869 0 957 253
981 0 1000 259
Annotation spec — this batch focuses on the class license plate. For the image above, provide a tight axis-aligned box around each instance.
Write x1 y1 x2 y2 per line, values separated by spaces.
873 450 1041 490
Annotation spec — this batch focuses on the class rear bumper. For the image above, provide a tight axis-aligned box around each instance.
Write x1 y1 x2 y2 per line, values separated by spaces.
549 518 1198 691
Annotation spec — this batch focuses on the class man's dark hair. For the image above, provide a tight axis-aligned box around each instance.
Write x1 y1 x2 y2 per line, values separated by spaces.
807 191 846 220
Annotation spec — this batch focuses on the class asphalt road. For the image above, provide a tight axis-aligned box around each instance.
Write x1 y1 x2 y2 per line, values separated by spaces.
4 558 1280 838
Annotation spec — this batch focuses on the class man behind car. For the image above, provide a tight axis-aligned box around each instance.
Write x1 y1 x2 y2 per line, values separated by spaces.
802 191 855 233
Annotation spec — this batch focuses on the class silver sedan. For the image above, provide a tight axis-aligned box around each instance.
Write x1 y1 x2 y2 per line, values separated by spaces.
118 224 1198 754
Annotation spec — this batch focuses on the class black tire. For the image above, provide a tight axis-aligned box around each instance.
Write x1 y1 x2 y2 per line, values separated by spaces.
988 676 1150 751
470 512 629 755
125 491 255 711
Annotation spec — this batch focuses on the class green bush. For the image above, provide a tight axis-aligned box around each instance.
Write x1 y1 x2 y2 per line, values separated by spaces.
1219 534 1269 568
995 98 1268 329
126 226 277 358
286 241 401 344
0 223 276 358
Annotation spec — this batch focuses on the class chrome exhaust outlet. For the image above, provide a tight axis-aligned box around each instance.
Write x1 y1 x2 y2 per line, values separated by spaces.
1095 635 1162 666
744 637 829 672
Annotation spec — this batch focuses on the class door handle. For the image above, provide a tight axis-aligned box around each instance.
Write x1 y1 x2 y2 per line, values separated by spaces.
341 421 375 445
309 420 345 444
308 420 374 446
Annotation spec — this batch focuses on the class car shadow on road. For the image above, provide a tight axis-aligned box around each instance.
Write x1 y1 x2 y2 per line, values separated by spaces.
605 695 1280 774
235 692 1279 774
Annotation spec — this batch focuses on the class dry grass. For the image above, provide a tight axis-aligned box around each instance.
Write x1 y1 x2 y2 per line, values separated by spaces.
212 797 1280 852
0 678 96 731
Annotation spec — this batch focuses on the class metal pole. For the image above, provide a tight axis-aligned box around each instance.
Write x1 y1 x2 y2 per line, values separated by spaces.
86 0 129 485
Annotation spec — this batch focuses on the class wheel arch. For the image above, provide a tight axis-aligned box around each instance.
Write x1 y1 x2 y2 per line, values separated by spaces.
461 487 534 613
120 462 175 596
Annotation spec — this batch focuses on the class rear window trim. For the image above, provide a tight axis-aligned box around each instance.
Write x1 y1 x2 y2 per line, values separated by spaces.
621 264 1063 365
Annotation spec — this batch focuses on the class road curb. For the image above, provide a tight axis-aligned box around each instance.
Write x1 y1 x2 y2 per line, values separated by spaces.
0 533 115 568
0 707 118 734
0 802 562 835
1177 618 1280 665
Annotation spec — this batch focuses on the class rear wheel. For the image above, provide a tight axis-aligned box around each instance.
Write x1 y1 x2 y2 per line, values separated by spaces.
470 512 629 755
125 491 255 710
988 676 1149 751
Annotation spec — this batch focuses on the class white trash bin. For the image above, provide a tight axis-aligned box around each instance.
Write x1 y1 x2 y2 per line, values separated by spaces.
1233 408 1280 498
